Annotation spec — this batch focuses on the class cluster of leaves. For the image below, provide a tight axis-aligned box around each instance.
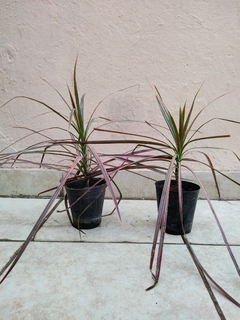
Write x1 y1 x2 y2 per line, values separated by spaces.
0 60 134 283
146 87 240 312
94 86 240 312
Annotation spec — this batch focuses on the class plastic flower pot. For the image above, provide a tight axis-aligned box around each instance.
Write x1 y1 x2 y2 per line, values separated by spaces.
155 180 200 235
65 177 106 230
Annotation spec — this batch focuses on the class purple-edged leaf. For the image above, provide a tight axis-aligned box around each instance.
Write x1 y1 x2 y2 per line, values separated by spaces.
182 234 240 314
89 145 122 223
147 156 176 290
186 166 240 277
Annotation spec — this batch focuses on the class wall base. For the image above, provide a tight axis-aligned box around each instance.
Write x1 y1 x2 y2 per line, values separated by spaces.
0 168 239 200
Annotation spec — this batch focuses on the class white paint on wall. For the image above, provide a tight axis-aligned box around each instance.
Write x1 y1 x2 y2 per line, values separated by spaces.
0 1 239 171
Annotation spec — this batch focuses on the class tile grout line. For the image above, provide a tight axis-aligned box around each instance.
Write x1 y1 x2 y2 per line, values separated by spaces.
1 239 239 246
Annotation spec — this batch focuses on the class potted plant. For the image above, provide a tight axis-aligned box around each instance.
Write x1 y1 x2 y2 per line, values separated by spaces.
144 86 240 312
0 59 129 283
95 85 240 313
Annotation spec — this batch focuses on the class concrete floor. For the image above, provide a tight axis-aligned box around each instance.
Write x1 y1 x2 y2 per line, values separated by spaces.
0 198 239 319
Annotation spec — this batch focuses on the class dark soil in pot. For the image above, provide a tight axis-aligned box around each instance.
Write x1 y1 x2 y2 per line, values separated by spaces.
155 180 200 235
65 177 106 230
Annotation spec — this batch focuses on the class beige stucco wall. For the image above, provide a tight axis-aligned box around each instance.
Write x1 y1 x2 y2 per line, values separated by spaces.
0 0 240 172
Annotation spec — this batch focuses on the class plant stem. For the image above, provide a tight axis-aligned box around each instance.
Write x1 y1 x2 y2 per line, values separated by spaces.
174 162 179 182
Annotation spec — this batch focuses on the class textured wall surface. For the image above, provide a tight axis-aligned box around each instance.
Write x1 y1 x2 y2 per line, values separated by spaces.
0 0 240 171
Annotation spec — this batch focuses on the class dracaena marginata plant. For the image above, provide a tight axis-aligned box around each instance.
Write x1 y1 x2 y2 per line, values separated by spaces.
145 87 240 311
95 86 240 311
0 59 138 284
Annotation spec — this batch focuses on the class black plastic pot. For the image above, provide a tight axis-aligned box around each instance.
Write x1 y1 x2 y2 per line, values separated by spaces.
155 180 200 235
65 177 106 230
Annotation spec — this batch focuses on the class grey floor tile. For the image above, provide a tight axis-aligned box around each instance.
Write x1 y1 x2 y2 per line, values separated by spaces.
1 198 239 245
1 242 239 320
1 198 239 319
